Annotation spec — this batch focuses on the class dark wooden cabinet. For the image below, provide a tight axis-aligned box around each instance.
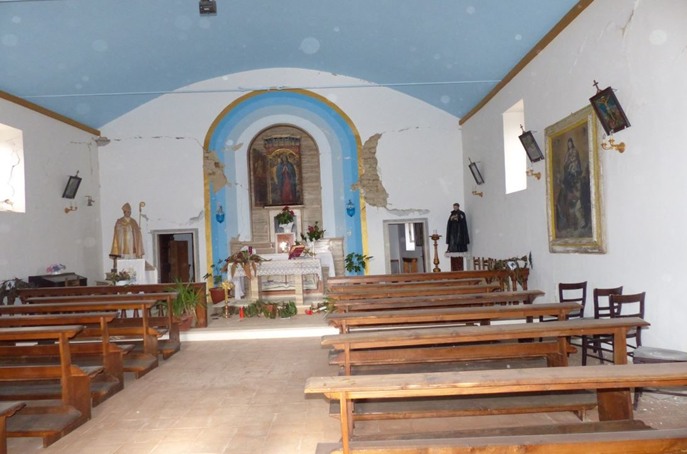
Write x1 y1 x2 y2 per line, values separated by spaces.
28 273 87 287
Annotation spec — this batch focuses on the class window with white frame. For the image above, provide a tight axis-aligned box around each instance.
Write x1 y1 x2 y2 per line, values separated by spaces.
503 100 526 194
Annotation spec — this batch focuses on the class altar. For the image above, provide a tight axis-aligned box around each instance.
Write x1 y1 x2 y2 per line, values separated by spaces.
232 252 334 306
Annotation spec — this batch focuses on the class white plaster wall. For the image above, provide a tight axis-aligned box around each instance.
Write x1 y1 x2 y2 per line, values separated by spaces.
0 99 102 282
461 0 687 349
100 69 463 277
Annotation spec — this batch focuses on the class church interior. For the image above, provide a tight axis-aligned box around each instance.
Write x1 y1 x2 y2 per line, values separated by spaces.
2 0 687 452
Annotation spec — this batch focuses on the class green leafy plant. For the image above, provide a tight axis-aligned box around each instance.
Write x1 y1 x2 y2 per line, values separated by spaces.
202 259 227 287
275 206 295 224
167 279 201 318
344 252 373 274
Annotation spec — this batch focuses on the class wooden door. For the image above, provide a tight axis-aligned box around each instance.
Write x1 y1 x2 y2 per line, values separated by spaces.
169 240 190 281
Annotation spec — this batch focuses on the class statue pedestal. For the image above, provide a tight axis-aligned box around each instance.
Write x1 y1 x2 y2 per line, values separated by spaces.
117 259 158 284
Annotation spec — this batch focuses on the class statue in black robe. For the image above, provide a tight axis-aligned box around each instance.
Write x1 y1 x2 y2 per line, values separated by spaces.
446 203 469 253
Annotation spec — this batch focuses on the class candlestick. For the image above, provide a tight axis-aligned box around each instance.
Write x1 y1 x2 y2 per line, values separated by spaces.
430 233 442 272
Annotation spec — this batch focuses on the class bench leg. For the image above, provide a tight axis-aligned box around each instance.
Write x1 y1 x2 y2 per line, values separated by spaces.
339 394 352 454
597 389 633 420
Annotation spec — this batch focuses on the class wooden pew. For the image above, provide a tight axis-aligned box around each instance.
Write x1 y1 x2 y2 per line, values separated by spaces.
0 402 25 454
327 283 500 302
0 301 160 377
323 318 649 375
16 282 208 328
328 277 487 293
326 269 530 292
0 326 94 447
22 292 180 359
0 312 125 404
326 302 580 333
305 362 687 454
330 289 545 313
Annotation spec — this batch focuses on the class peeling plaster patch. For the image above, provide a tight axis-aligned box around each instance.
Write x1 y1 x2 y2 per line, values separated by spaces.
358 133 389 208
203 151 228 191
649 29 668 46
300 37 320 55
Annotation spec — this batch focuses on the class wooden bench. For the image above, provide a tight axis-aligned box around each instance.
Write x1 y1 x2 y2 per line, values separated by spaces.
331 289 545 313
323 318 649 375
328 277 487 293
326 269 529 292
0 311 125 404
0 301 161 377
17 282 208 328
0 401 25 454
23 292 180 359
326 302 580 333
0 326 94 447
305 362 687 454
327 283 501 302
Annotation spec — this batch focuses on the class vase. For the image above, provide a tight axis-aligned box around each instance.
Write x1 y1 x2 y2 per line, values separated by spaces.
314 239 330 253
279 222 294 233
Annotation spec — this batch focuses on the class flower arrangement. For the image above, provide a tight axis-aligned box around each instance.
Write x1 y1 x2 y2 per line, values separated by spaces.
275 206 295 225
224 247 268 279
105 268 136 284
46 263 66 274
301 222 326 242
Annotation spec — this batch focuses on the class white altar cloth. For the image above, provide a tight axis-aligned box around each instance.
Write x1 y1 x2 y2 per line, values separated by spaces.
231 254 332 300
117 259 158 284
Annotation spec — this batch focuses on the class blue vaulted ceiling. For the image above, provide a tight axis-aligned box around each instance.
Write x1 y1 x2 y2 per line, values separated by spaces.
0 0 580 128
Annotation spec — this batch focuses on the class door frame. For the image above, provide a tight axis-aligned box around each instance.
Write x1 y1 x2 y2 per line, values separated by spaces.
382 219 430 274
151 229 200 282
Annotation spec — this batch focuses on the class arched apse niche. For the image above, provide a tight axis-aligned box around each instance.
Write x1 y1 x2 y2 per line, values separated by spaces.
203 89 365 271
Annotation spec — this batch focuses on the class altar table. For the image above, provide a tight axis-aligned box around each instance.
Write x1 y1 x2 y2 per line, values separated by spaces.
232 254 332 304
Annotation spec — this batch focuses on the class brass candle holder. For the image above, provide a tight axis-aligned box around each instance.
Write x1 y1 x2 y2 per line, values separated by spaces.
221 281 233 318
430 233 442 273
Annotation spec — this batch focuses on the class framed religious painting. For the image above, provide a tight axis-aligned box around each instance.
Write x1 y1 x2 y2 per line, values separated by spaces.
589 86 631 136
545 105 605 253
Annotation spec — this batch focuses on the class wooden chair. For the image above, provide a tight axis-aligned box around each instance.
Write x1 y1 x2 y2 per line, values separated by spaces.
540 281 587 323
610 292 646 355
582 286 623 365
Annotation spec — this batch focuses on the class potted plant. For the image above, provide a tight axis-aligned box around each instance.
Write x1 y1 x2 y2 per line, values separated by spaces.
301 221 327 251
275 206 295 232
168 279 202 331
202 258 230 304
226 247 268 279
345 252 373 275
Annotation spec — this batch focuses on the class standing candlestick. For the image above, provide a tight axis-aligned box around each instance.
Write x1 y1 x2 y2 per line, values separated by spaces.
430 233 442 273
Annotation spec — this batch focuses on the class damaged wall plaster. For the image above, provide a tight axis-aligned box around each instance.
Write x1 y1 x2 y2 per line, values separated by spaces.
355 133 389 208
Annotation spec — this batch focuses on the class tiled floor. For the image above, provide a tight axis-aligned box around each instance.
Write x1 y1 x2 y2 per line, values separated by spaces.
7 314 687 453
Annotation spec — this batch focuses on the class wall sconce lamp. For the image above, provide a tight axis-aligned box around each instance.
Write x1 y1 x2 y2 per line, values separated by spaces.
468 159 484 185
62 172 82 199
346 199 356 217
472 190 483 198
526 168 542 180
215 204 225 223
601 136 626 153
519 125 544 162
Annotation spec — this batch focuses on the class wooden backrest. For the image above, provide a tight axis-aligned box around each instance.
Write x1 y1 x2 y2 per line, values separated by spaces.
593 286 623 319
611 292 646 348
558 281 587 318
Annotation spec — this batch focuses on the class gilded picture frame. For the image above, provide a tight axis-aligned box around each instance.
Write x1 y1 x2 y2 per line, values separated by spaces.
545 105 605 253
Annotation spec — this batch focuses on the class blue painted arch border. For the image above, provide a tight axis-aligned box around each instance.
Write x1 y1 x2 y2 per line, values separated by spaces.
203 89 365 275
